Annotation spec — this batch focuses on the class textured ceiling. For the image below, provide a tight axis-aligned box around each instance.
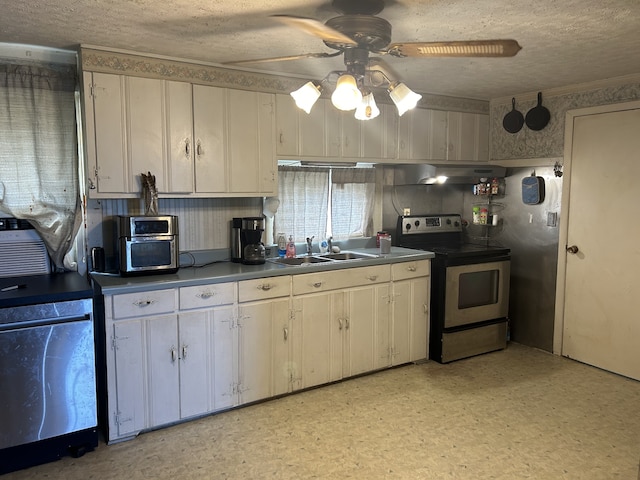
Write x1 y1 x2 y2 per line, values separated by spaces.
1 0 639 100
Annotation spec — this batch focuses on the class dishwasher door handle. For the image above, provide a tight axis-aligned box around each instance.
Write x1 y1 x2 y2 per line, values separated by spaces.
0 313 91 332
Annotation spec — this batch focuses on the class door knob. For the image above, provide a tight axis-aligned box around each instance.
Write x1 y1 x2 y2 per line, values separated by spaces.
566 245 579 254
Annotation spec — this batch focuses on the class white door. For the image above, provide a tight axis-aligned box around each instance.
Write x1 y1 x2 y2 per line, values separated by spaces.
559 103 640 381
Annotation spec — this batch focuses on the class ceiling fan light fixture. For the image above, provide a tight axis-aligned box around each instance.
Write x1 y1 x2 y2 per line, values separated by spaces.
388 82 422 116
331 74 363 111
354 92 380 120
290 81 322 114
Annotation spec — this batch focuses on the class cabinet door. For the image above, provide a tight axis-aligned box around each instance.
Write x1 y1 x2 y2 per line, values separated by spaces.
294 292 342 389
300 99 327 156
89 72 128 194
275 94 299 156
227 90 276 194
211 305 237 410
397 108 448 161
360 111 386 159
178 311 211 418
345 285 388 377
447 112 489 162
193 84 226 193
392 276 430 363
238 297 289 403
341 112 361 158
146 315 180 427
165 80 194 193
126 76 166 193
112 319 146 439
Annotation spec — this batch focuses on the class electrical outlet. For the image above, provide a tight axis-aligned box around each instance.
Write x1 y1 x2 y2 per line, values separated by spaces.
403 208 411 216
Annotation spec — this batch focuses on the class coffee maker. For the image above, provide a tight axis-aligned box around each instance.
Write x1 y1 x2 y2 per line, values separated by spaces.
240 216 266 265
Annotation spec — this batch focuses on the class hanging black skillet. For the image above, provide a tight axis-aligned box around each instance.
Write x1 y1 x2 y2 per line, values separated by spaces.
503 97 524 133
525 92 550 131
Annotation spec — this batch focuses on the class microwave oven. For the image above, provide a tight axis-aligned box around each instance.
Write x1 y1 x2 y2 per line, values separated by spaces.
117 215 179 276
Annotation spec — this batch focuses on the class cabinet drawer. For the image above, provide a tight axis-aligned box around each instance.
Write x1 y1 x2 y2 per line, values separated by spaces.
292 265 390 295
238 276 290 303
391 260 431 281
179 282 236 310
112 289 176 319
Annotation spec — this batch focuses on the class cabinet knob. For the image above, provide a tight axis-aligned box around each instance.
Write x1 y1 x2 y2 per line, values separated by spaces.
566 245 579 254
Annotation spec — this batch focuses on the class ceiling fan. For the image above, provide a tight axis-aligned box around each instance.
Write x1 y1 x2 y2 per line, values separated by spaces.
224 0 522 67
224 0 521 119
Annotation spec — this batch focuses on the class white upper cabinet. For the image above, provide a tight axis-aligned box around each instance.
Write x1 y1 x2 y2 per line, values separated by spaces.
83 72 276 198
165 80 195 193
275 94 397 161
84 72 128 194
446 111 489 162
126 76 166 192
396 108 448 162
192 84 227 193
227 90 277 195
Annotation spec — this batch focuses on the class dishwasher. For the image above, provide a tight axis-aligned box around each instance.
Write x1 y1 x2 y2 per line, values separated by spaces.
0 274 98 474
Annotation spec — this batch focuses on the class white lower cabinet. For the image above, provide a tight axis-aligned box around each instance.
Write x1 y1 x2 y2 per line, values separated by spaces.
237 276 291 402
102 260 430 443
291 265 391 389
390 260 431 364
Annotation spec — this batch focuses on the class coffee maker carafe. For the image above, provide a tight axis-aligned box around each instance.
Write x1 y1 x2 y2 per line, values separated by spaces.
240 216 266 265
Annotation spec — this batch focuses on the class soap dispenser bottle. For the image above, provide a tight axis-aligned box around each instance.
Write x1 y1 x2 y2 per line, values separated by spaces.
285 235 296 258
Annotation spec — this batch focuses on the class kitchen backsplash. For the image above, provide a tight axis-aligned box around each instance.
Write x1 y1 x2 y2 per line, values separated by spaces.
85 197 262 262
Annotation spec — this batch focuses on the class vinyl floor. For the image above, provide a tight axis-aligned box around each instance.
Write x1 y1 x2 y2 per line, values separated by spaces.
4 343 640 480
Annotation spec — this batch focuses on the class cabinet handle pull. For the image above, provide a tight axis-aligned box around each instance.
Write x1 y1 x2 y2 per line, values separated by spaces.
185 138 191 157
196 140 202 157
279 133 283 144
133 299 155 307
345 318 350 330
338 318 343 330
367 275 378 281
283 327 288 341
182 345 188 360
258 284 272 291
408 266 417 272
171 346 177 362
312 282 323 288
197 291 215 299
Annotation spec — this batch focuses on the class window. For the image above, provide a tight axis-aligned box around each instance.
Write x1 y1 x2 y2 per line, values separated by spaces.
272 165 375 243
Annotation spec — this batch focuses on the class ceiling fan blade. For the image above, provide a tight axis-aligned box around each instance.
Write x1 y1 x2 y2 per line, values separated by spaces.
387 40 522 58
223 51 342 66
271 14 358 46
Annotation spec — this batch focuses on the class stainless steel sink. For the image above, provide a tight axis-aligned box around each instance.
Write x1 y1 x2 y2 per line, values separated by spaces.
317 251 378 261
267 256 333 266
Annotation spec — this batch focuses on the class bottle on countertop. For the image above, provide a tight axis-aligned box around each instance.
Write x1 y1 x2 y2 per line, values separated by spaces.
277 233 287 258
285 235 296 258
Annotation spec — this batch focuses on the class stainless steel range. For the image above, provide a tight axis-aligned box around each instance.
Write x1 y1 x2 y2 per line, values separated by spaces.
395 214 511 363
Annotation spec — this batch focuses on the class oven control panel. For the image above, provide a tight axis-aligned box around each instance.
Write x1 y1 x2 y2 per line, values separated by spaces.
399 214 462 235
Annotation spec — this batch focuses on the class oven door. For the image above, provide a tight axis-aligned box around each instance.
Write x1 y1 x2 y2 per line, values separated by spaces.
444 259 510 328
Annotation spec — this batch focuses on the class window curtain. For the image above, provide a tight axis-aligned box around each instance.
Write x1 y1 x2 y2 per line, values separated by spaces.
274 166 329 243
0 62 80 270
331 168 375 239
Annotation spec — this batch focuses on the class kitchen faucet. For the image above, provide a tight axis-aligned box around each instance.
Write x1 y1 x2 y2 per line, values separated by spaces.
306 236 314 255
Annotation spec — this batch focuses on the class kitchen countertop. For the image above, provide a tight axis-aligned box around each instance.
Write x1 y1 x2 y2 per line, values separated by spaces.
92 247 434 295
0 272 93 308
